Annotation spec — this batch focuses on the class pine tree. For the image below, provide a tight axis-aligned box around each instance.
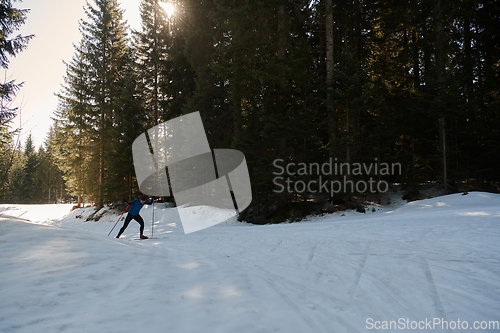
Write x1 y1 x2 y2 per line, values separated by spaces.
134 0 172 125
55 38 97 207
0 122 15 195
6 148 23 203
84 0 132 207
160 1 196 120
21 134 38 203
0 0 33 196
104 54 147 203
56 0 134 207
37 128 66 203
0 0 34 121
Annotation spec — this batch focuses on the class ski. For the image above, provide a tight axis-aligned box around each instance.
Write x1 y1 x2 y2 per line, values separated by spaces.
128 237 163 241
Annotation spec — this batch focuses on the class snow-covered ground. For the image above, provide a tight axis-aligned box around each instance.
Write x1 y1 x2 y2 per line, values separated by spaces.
1 192 499 332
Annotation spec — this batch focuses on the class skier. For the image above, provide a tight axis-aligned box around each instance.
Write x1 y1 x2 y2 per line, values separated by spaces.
116 196 153 239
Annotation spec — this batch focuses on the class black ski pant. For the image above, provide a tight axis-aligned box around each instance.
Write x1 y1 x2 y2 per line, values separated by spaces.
117 213 145 237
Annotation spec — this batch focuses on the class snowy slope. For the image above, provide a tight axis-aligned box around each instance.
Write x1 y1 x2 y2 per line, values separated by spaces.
1 192 499 332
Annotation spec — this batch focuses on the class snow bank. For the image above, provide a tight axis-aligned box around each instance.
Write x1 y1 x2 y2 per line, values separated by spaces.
0 203 74 225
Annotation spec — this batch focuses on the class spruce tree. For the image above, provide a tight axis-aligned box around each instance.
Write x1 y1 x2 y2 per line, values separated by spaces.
55 39 97 207
134 0 172 125
0 0 32 196
22 134 38 203
37 128 66 203
6 148 23 203
0 0 33 121
57 0 134 207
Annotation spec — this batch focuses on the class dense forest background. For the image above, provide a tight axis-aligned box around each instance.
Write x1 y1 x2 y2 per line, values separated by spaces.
1 0 499 223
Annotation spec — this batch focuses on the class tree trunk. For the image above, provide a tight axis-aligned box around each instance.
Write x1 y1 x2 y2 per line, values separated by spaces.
440 117 447 193
154 0 159 125
434 0 447 193
326 0 335 157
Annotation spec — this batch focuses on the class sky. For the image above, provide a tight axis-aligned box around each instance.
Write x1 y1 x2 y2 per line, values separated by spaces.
7 0 144 148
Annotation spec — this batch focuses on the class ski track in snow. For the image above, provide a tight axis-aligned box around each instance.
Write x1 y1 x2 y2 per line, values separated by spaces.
1 192 500 332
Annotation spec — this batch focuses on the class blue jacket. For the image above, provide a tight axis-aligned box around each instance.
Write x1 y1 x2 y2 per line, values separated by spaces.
127 198 153 216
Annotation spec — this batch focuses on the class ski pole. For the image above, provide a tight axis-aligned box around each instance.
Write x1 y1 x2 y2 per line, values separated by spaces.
108 205 129 237
151 197 155 238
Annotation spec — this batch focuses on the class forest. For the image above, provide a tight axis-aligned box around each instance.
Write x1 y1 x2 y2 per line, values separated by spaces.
0 0 499 223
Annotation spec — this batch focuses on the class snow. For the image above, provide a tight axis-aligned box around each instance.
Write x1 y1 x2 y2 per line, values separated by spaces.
1 192 500 332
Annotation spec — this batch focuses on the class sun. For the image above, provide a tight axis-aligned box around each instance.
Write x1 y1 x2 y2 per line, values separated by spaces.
160 2 175 17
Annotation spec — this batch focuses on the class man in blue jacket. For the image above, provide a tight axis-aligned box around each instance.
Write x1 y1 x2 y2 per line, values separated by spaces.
116 196 153 239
